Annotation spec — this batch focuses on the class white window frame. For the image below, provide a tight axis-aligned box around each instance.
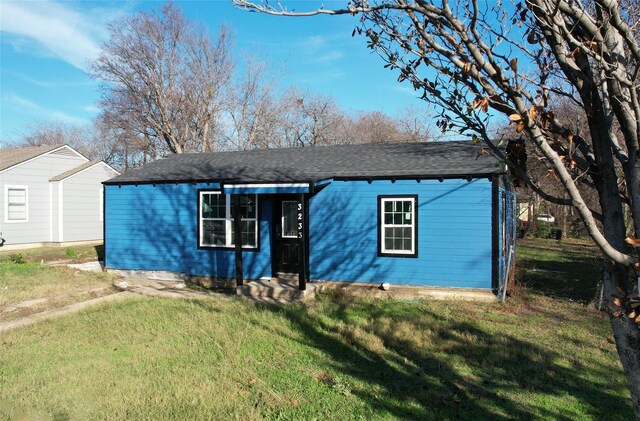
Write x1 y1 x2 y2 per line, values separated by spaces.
4 185 28 223
199 191 258 249
379 196 417 256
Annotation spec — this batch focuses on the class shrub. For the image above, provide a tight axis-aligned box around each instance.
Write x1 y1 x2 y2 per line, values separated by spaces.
10 253 26 264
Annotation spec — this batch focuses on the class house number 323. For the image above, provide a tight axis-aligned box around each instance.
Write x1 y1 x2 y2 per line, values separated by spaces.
297 203 303 238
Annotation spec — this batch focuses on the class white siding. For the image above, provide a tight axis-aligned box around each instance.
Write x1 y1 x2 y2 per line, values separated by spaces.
62 164 115 242
0 151 87 245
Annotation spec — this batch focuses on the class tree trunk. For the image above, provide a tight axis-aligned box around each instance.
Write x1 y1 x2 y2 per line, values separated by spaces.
604 264 640 419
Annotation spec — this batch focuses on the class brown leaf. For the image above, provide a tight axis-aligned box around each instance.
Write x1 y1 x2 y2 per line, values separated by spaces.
625 237 640 247
481 99 489 113
614 298 622 307
462 62 473 75
509 57 518 72
636 317 640 324
629 311 637 319
509 113 522 122
516 121 525 133
613 310 622 317
526 31 537 44
567 133 574 143
529 105 537 120
631 303 640 308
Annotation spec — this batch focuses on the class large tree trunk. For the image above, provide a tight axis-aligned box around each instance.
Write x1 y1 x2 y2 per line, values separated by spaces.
605 265 640 418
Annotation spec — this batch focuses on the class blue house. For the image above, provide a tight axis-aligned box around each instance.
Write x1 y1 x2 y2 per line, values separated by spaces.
103 141 516 295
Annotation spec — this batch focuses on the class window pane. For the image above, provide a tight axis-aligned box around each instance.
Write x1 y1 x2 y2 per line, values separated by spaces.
394 239 403 250
231 220 257 247
8 207 26 220
384 238 393 250
403 227 412 239
384 227 393 239
202 220 226 245
403 239 412 250
403 201 411 212
202 193 225 219
393 213 402 225
8 189 26 204
240 194 257 219
282 201 297 238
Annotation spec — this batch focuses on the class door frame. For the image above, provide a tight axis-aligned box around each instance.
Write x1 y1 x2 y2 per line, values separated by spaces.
270 193 310 289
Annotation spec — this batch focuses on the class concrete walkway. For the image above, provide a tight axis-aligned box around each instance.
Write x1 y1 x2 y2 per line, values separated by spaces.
0 264 226 333
0 292 133 332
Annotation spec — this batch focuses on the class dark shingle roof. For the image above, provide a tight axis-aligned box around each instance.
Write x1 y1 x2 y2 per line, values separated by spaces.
105 141 504 185
0 144 62 171
49 161 102 181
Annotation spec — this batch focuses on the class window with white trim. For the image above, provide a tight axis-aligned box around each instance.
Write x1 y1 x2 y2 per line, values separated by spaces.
5 186 28 222
199 192 258 248
379 196 417 256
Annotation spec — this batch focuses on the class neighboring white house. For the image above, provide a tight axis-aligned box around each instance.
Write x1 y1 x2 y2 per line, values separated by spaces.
0 144 119 249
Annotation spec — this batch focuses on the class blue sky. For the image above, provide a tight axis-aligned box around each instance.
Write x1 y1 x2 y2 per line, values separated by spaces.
0 0 428 143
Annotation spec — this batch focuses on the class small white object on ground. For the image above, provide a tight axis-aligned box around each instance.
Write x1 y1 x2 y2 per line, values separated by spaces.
380 282 391 291
115 281 129 290
174 283 186 289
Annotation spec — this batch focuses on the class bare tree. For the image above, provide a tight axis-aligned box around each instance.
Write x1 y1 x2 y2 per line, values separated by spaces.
280 89 351 147
92 3 234 154
233 0 640 414
351 110 404 143
396 104 432 142
225 56 285 150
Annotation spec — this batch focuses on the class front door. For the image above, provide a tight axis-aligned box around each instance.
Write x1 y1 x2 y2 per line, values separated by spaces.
273 198 299 274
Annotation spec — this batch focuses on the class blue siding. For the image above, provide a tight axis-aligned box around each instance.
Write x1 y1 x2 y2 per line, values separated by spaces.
308 179 493 289
106 178 499 289
105 183 272 279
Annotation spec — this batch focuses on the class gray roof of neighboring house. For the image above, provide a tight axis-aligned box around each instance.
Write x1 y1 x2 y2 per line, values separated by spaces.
49 161 102 181
0 144 62 171
104 141 505 185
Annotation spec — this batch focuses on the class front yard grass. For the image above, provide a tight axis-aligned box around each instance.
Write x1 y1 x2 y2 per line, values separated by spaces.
0 237 633 420
0 260 116 322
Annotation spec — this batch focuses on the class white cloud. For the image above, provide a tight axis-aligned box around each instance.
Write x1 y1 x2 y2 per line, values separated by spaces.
81 105 101 114
0 0 124 71
5 93 90 124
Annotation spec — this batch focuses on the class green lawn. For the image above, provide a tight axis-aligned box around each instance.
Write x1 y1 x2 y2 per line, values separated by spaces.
516 238 601 302
0 246 115 322
0 244 104 264
0 239 633 420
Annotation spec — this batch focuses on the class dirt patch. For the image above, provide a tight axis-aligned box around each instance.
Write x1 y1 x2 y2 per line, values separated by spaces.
0 286 117 322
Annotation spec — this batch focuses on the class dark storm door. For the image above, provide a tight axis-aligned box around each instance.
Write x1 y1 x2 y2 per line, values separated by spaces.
273 199 299 274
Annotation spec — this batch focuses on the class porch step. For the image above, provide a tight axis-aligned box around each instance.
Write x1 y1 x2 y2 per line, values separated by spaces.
236 279 322 304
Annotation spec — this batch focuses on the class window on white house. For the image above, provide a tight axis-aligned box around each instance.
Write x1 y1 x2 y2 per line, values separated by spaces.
379 196 417 256
6 186 28 222
199 192 258 248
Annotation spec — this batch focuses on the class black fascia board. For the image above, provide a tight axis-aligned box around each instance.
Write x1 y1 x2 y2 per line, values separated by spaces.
103 171 505 187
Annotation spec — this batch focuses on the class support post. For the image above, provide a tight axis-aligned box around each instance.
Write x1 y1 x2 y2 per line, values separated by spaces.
297 193 307 291
232 194 243 287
